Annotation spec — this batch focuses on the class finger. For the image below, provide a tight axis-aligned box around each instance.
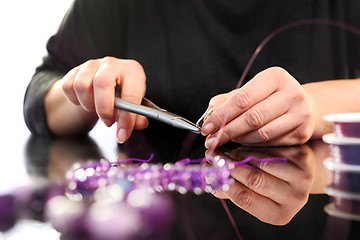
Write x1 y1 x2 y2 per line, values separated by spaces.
254 152 314 193
61 67 81 105
214 145 311 183
134 115 149 130
230 165 293 205
73 60 100 112
115 152 132 166
213 191 228 199
92 59 120 126
208 93 229 107
235 111 312 146
116 60 146 143
224 181 289 225
199 93 228 134
202 70 281 136
253 154 309 184
118 60 146 103
205 91 292 148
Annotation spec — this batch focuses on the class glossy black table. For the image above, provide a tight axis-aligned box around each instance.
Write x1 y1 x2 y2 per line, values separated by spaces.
1 121 360 240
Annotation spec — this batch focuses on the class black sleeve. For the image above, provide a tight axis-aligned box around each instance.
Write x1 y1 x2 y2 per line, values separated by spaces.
23 0 127 135
346 0 360 78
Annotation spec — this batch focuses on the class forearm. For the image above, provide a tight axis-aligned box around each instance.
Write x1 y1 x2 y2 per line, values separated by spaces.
303 79 360 139
45 80 98 135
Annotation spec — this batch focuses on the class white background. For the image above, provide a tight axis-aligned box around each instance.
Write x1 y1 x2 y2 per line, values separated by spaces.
0 0 73 192
0 4 120 238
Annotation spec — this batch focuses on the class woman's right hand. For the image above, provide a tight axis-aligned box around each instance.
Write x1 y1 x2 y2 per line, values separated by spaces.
49 57 148 143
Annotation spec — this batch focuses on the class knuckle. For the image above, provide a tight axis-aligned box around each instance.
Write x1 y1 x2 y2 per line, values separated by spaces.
294 191 309 204
233 90 250 111
258 160 272 171
258 127 270 143
233 190 252 209
73 79 88 93
244 108 262 129
83 59 98 68
221 128 233 143
300 108 312 122
61 79 72 92
246 171 265 190
292 127 311 144
267 66 287 79
272 213 292 226
268 66 286 74
121 92 143 103
209 93 228 106
102 56 115 62
125 59 145 72
291 88 307 102
101 56 116 64
209 95 219 106
302 171 314 185
265 66 294 87
93 73 115 89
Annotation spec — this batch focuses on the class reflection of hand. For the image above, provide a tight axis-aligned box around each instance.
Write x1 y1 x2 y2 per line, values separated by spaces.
201 67 315 148
47 136 103 184
61 57 148 143
207 145 315 225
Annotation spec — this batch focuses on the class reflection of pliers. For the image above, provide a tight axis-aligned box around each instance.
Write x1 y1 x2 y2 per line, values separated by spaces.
114 97 201 133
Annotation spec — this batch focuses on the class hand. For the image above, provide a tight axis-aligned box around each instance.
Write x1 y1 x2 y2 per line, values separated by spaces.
207 145 315 225
201 67 315 148
61 57 148 143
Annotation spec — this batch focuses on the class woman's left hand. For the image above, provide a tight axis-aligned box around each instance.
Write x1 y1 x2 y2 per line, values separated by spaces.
207 144 315 225
201 67 316 148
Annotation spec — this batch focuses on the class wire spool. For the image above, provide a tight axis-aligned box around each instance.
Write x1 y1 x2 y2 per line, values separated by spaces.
325 186 360 218
322 134 360 165
324 158 360 193
324 113 360 138
323 113 360 220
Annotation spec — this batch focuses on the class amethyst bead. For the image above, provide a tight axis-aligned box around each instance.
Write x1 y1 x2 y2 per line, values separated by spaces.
0 194 17 232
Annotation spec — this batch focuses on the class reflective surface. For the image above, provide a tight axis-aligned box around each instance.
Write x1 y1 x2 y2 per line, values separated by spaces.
1 121 360 240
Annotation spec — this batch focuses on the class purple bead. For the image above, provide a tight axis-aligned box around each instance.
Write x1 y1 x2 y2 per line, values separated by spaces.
13 185 64 222
0 194 17 232
85 201 141 240
137 193 174 239
67 155 234 197
98 159 111 172
45 195 87 237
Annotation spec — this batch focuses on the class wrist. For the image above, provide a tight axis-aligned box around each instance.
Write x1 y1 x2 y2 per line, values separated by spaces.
302 83 332 139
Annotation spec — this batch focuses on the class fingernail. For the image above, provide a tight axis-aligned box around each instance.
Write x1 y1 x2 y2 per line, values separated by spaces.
117 128 127 144
201 122 215 136
205 137 216 149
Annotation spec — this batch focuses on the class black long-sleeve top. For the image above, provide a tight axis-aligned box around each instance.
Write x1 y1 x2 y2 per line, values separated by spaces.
24 0 360 135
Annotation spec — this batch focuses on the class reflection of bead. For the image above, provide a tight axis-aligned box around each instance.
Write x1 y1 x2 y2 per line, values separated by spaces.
122 159 233 195
67 156 234 197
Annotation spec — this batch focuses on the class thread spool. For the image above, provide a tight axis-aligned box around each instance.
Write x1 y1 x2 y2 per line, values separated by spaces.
324 203 360 221
324 113 360 138
322 134 360 165
322 113 360 221
324 159 360 192
325 186 360 218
